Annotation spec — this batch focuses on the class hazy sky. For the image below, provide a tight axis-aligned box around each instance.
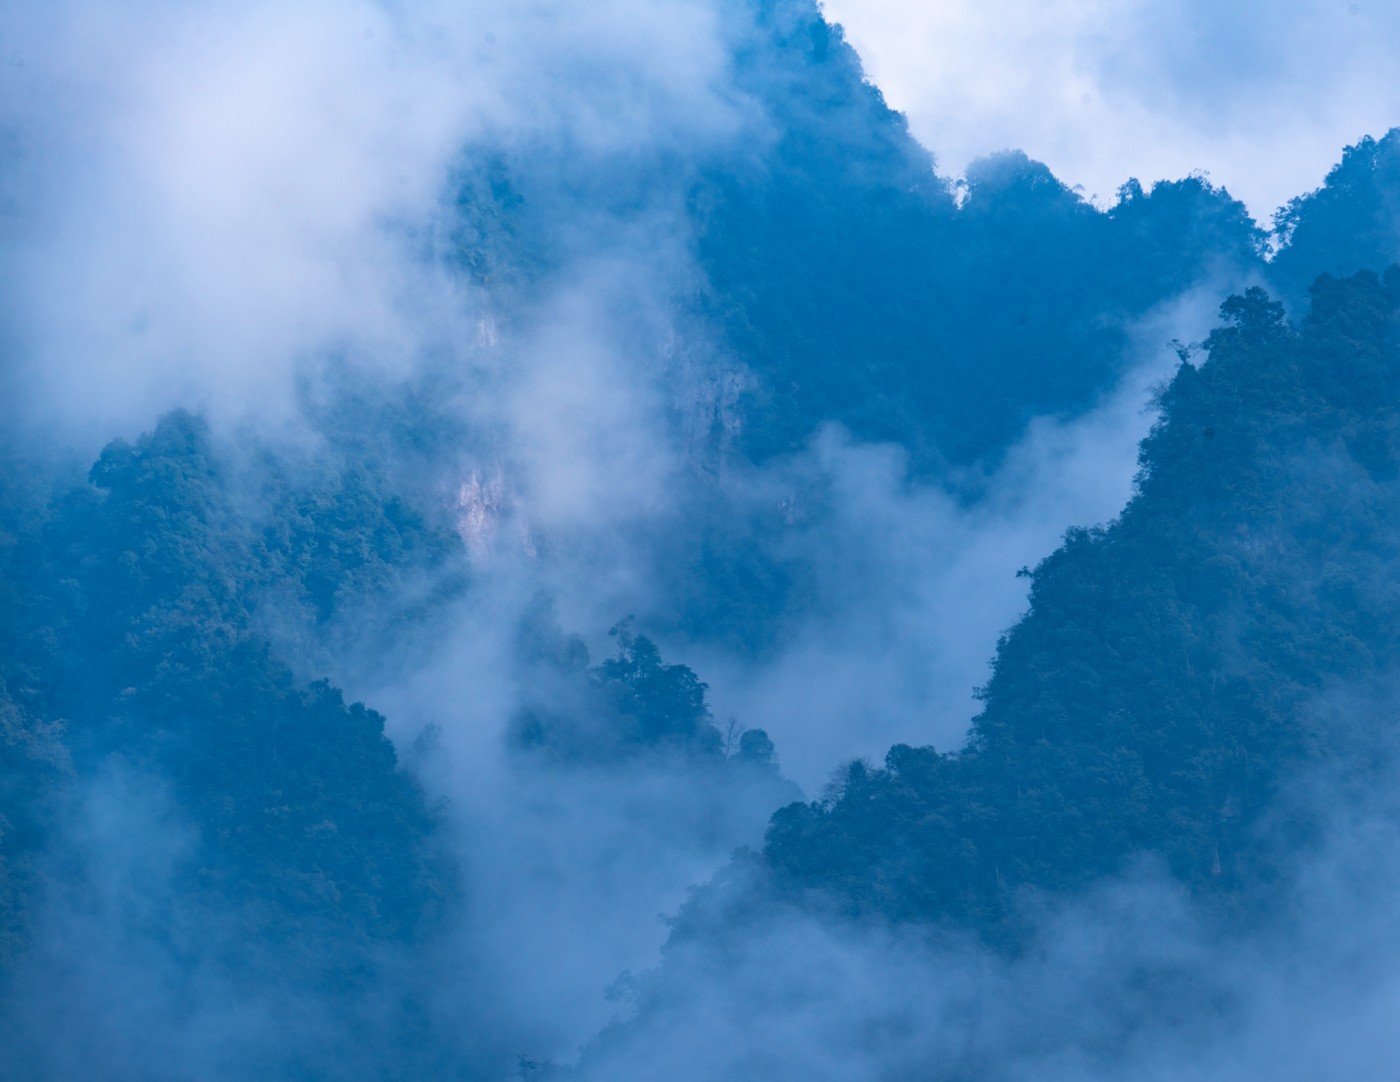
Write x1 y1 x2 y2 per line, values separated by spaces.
823 0 1400 222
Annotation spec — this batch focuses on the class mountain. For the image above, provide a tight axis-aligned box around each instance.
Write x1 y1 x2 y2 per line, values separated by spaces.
453 0 1267 477
0 414 461 1077
762 268 1400 932
442 0 1274 655
1271 129 1400 304
565 268 1400 1082
5 0 1400 1078
692 1 1265 468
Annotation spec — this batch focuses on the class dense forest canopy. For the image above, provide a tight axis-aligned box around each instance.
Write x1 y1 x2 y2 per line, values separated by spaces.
763 271 1400 931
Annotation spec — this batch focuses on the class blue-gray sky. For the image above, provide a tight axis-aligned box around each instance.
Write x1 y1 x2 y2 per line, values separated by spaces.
824 0 1400 220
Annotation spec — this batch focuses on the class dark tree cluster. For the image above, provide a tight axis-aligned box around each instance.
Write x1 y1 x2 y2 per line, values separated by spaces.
763 270 1400 938
0 414 457 1045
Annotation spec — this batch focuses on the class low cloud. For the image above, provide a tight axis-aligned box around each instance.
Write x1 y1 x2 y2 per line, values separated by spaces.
574 731 1400 1080
687 285 1233 786
0 0 744 450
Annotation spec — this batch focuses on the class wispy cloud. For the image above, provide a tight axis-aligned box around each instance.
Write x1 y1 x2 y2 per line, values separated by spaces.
825 0 1400 219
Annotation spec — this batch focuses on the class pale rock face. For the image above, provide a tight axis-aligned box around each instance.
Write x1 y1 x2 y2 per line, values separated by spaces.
455 469 507 556
454 467 539 559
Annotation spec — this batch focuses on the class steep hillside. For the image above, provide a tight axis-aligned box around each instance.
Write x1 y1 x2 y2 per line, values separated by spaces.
694 1 1265 466
1271 128 1400 303
0 415 461 1077
763 269 1400 933
451 0 1266 476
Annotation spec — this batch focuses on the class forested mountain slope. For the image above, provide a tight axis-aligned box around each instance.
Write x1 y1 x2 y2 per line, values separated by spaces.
1271 129 1400 303
693 0 1265 467
0 412 795 1079
563 268 1400 1082
0 415 462 1076
453 0 1267 475
762 268 1400 933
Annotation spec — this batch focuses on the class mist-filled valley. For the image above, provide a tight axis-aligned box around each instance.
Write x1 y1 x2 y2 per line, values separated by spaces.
3 1 1400 1078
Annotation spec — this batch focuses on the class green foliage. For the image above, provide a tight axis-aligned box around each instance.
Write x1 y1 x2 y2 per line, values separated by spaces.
513 611 726 761
737 727 776 769
688 3 1265 469
0 411 455 975
0 684 68 968
764 269 1400 937
251 454 466 656
595 622 722 755
1271 128 1400 301
446 0 1266 478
